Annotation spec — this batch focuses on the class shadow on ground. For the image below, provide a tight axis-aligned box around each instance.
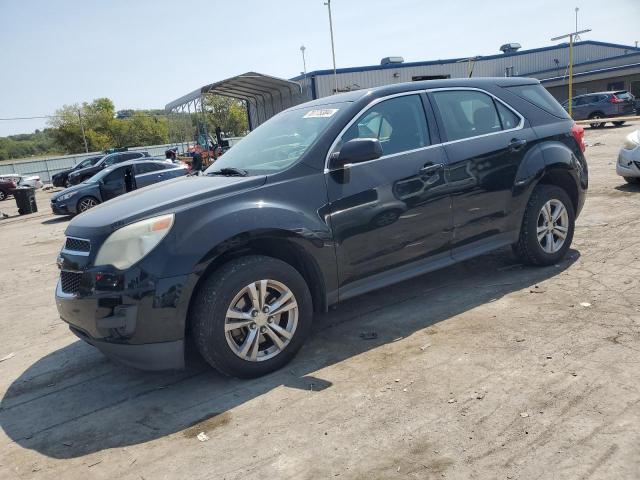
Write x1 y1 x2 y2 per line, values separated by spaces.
0 248 578 459
615 182 640 193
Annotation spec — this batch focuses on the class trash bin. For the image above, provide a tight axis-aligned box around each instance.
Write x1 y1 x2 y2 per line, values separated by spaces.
13 186 37 215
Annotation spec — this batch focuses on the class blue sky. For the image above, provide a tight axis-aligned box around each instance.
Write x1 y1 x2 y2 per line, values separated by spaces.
1 0 638 136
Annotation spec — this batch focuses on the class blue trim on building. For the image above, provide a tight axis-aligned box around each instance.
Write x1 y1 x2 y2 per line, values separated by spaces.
289 40 640 81
523 51 640 77
540 62 640 83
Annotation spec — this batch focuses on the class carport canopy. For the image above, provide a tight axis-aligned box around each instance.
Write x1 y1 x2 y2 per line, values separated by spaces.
165 72 304 130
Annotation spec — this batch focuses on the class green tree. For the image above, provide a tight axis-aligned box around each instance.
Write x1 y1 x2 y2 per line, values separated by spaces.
202 95 249 137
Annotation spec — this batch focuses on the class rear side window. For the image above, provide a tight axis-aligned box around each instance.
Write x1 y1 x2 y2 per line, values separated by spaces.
135 163 162 174
431 90 503 141
615 91 632 100
506 84 569 118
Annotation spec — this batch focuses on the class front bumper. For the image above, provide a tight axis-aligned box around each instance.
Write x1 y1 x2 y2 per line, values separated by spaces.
55 270 191 370
51 200 74 215
616 147 640 178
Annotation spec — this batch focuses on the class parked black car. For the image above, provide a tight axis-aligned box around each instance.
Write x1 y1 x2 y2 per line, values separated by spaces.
55 77 587 378
51 160 187 215
67 151 149 185
561 90 636 128
52 155 104 188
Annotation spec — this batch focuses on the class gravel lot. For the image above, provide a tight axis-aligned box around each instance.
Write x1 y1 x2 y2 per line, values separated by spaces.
1 124 639 480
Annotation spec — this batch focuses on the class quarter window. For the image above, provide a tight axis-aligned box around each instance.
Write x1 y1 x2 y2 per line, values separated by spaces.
432 90 505 141
496 102 520 129
338 94 430 156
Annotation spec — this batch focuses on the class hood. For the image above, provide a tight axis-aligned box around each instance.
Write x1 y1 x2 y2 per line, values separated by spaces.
65 174 267 237
51 182 92 200
70 165 100 178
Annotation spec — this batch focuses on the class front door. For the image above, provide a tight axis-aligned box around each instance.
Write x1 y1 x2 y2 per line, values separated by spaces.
99 167 128 200
325 93 452 291
429 88 538 254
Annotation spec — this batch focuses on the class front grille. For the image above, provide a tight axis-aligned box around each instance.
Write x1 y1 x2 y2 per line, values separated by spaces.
60 271 82 294
65 237 90 253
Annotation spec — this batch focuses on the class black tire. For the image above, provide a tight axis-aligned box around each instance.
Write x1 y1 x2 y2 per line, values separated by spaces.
588 112 605 129
191 255 313 378
76 196 100 213
513 185 575 266
0 189 6 201
613 121 626 127
623 176 640 185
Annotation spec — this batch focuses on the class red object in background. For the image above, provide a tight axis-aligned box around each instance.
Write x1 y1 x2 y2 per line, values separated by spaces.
571 123 586 153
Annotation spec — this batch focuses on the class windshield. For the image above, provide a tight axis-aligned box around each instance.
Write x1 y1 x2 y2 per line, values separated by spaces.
86 166 116 183
204 103 347 175
78 156 102 169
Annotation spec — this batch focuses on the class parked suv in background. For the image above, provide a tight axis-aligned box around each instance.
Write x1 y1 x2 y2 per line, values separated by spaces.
51 159 188 215
561 90 636 128
55 78 587 378
68 151 149 185
52 155 103 187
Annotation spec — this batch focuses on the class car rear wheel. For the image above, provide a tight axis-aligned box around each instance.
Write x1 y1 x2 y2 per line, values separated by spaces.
77 196 99 213
588 113 605 129
623 176 640 185
191 255 313 378
0 190 6 201
513 185 575 266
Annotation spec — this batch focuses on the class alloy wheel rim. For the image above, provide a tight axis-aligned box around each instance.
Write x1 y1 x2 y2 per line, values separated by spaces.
79 198 96 211
224 279 298 362
537 199 569 254
0 191 5 200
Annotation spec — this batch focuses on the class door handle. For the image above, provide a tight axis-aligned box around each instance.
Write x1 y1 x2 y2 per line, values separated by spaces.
419 163 443 175
509 138 527 152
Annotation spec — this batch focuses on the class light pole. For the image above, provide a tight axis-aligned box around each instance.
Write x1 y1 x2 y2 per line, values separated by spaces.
551 28 591 118
300 45 307 78
77 109 89 153
324 0 338 93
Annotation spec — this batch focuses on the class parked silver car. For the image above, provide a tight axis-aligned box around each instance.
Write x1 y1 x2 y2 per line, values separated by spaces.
616 130 640 185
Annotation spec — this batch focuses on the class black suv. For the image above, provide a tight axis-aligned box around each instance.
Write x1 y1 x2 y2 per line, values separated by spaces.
55 78 588 378
67 151 149 185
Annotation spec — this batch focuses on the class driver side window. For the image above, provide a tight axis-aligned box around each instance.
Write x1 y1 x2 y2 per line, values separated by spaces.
337 94 430 157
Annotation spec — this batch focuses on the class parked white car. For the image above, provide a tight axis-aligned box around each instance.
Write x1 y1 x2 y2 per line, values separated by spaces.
617 130 640 185
0 174 43 189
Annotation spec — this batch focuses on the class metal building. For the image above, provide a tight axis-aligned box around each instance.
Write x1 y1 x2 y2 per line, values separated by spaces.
294 40 640 102
166 40 640 132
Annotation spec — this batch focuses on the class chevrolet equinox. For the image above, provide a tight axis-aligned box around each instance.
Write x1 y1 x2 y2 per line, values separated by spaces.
55 78 588 378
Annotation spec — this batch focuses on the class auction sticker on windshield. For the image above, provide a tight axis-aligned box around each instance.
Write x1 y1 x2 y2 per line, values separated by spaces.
303 109 339 119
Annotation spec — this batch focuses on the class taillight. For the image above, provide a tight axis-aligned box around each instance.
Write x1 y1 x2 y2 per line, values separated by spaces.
609 96 624 104
10 181 17 188
571 123 586 153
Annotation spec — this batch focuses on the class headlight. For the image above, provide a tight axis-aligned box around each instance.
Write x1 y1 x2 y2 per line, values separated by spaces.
623 132 640 150
58 191 78 201
94 214 174 270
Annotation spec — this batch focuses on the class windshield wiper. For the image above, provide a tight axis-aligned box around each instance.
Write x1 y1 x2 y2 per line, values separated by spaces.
206 167 249 177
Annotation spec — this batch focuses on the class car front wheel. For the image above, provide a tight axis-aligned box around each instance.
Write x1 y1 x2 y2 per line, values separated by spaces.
191 255 313 378
514 185 575 266
77 196 99 213
623 176 640 185
0 190 6 201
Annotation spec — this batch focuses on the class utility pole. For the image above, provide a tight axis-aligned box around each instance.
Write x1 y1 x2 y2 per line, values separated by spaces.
77 109 89 153
551 28 591 117
324 0 338 93
300 45 307 78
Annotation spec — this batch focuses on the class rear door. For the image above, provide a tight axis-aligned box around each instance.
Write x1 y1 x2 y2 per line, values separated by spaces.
325 93 452 290
134 162 165 188
429 88 538 256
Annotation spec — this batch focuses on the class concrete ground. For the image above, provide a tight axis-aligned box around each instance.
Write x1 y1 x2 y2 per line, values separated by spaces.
1 124 639 480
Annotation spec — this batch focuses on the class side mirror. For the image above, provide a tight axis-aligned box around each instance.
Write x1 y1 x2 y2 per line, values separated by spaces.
329 138 383 170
